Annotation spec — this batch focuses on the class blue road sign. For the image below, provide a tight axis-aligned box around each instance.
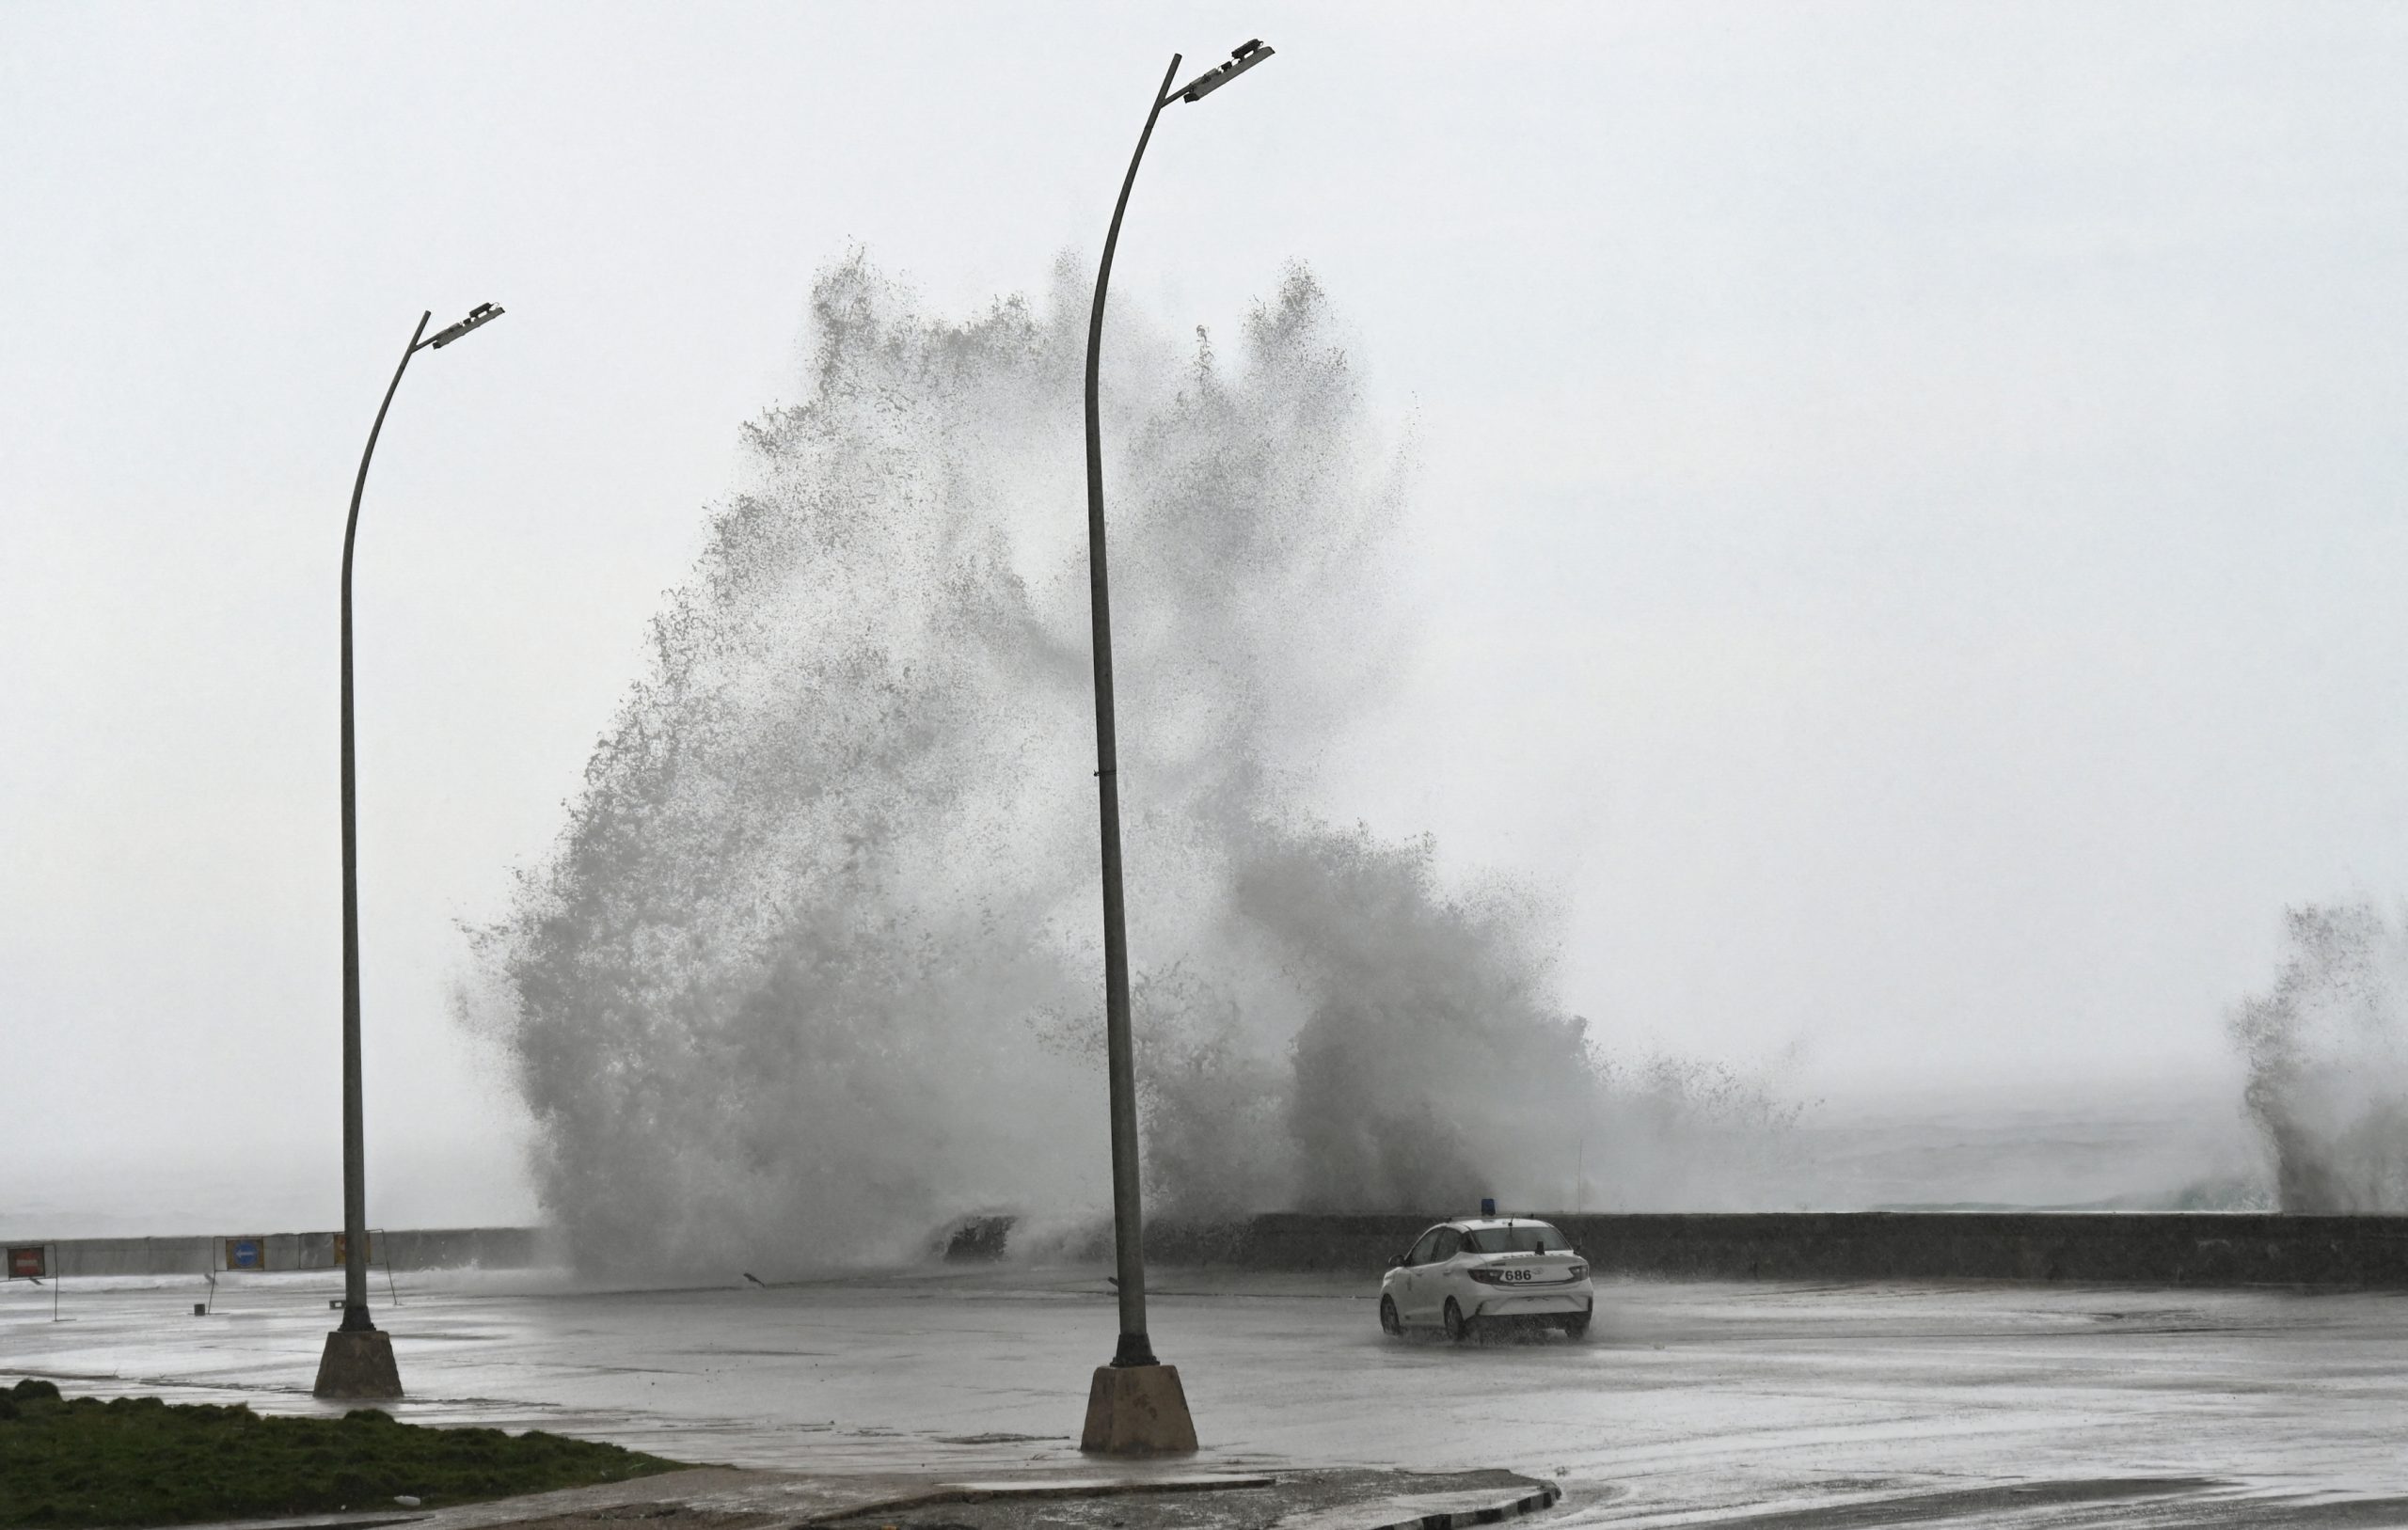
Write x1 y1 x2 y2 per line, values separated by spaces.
226 1238 263 1270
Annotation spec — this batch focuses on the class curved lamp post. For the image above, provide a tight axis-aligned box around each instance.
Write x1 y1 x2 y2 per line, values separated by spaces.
313 302 503 1400
1077 39 1273 1456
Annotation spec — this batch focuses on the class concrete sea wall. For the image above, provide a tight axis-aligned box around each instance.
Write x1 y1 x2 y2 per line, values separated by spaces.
24 1214 2408 1286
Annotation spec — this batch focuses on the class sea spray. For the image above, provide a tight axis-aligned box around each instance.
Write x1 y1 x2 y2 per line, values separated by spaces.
2230 901 2408 1211
466 253 1792 1273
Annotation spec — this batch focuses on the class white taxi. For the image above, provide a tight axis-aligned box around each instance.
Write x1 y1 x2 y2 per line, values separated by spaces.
1378 1217 1592 1341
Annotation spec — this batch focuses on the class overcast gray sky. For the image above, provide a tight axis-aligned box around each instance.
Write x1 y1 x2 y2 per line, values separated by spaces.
7 2 2407 1231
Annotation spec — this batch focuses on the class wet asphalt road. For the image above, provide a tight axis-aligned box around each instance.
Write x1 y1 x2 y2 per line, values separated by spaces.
7 1265 2406 1525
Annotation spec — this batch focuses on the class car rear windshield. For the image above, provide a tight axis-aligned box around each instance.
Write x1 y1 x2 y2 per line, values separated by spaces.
1462 1223 1568 1254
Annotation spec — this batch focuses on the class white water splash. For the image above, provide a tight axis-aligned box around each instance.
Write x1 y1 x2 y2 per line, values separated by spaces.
2230 901 2408 1211
463 254 1793 1274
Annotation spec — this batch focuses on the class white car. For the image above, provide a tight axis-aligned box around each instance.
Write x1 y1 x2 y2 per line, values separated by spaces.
1379 1218 1592 1341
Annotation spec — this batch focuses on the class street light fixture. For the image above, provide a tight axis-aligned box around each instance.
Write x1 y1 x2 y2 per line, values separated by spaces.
1176 39 1274 103
428 303 503 349
313 302 504 1400
1076 40 1273 1457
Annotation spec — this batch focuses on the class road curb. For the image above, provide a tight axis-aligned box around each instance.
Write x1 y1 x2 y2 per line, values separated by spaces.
1294 1480 1560 1530
794 1473 1277 1524
1429 1482 1561 1528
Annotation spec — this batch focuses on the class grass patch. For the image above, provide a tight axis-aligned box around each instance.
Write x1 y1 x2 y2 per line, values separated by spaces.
0 1379 687 1528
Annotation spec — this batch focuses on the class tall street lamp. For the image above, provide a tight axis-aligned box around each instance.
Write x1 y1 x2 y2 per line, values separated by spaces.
1076 39 1274 1457
313 302 504 1400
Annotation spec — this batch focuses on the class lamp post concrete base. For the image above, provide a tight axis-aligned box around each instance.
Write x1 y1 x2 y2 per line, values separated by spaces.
312 1330 403 1400
1078 1364 1197 1455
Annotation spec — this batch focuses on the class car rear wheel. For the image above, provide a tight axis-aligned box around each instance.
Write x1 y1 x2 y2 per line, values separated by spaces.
1560 1309 1591 1339
1380 1296 1402 1336
1443 1297 1472 1343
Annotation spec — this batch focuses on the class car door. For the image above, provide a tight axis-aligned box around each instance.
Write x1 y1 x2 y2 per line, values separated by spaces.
1422 1226 1465 1322
1400 1227 1444 1324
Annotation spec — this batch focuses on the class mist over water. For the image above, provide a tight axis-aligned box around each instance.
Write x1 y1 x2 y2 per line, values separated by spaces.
466 255 1791 1274
2231 902 2408 1211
